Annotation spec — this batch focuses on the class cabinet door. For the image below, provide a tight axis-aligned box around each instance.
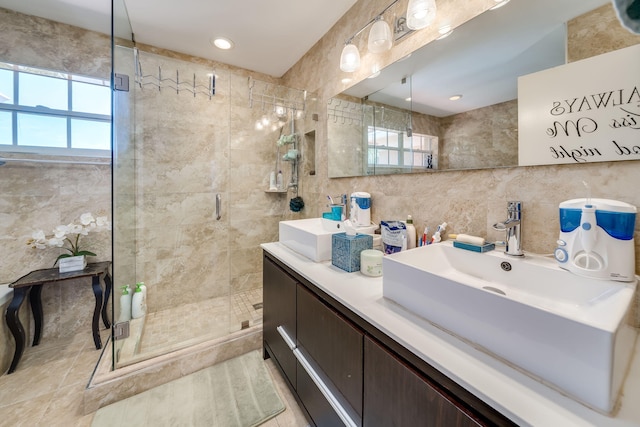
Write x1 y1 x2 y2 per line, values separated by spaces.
364 336 484 427
297 285 363 419
263 255 297 388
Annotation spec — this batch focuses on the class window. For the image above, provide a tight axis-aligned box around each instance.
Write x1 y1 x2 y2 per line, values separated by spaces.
0 62 111 156
367 126 437 170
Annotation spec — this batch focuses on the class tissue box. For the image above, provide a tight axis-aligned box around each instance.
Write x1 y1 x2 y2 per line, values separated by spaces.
332 233 373 272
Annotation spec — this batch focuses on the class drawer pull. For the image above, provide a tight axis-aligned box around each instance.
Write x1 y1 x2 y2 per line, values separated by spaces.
293 348 358 427
276 325 296 350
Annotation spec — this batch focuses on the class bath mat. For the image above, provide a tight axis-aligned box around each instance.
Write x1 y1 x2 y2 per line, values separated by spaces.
91 350 285 427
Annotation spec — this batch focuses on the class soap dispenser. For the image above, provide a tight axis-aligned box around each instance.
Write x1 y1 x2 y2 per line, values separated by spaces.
131 283 146 319
118 285 132 323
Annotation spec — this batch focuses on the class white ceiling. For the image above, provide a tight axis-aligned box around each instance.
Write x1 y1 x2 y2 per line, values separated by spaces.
0 0 357 77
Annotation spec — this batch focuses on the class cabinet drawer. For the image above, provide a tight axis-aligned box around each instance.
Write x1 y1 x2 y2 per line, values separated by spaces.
297 360 344 427
364 336 484 427
297 285 363 419
263 255 297 388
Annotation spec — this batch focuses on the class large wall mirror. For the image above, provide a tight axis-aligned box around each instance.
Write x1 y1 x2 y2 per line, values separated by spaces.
327 0 612 178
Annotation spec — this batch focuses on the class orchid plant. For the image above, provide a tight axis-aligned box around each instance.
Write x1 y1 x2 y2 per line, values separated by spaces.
28 212 111 265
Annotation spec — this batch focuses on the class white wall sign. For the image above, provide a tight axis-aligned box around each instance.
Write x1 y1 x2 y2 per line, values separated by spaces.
518 43 640 166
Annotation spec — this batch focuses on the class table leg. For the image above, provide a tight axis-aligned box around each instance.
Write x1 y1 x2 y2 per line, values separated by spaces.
101 272 112 329
6 287 29 374
29 284 44 346
91 275 103 350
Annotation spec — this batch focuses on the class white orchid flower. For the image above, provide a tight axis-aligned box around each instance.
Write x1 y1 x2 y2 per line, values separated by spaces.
48 237 65 247
53 225 69 238
32 229 46 241
80 213 95 225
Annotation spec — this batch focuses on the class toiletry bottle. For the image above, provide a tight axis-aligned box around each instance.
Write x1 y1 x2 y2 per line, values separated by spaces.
406 215 417 249
276 170 283 190
269 171 277 190
131 283 146 319
137 281 147 313
118 285 132 323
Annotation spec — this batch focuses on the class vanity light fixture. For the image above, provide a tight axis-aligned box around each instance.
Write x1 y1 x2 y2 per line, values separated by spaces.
368 16 393 53
340 0 437 72
406 0 437 30
449 94 463 101
211 37 234 50
339 42 361 72
490 0 511 10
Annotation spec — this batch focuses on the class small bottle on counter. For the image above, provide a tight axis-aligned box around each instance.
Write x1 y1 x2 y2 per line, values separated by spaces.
406 215 417 249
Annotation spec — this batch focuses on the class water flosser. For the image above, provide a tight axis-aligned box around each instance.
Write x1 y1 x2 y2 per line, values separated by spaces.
581 181 600 269
580 204 597 269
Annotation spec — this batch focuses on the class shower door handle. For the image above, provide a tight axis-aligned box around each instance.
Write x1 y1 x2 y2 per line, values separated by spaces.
215 193 221 220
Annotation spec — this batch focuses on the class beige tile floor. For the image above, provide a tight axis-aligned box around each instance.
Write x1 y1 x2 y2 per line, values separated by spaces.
119 289 264 367
0 327 310 426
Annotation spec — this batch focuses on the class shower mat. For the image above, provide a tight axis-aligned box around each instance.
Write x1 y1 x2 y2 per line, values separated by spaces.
91 350 285 426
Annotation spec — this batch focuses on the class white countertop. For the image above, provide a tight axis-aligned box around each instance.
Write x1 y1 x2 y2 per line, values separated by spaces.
262 241 640 427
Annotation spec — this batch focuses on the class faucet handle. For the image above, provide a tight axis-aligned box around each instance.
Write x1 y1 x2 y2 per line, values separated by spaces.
507 201 522 212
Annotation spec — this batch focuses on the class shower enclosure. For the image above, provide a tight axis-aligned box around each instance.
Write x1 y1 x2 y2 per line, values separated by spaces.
111 0 316 369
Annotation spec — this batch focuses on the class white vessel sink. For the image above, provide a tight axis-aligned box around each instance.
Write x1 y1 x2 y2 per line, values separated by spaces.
279 218 376 262
382 241 638 413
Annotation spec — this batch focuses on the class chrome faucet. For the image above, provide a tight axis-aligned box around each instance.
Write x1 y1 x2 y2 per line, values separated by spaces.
493 201 523 256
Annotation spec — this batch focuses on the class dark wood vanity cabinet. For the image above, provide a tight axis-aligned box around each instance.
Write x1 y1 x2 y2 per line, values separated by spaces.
263 252 516 427
363 336 483 427
263 255 297 388
297 285 363 418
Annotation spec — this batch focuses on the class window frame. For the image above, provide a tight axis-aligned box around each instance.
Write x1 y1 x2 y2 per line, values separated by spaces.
0 62 111 157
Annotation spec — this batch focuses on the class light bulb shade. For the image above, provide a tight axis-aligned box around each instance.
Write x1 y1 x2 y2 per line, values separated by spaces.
340 43 361 72
406 0 437 30
368 19 393 53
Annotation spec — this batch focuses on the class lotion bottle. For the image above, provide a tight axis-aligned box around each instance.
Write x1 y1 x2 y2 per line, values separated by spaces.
118 285 132 323
406 215 417 249
131 283 146 319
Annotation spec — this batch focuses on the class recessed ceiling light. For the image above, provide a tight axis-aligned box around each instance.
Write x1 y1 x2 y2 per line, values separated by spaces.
490 0 510 10
449 95 462 101
211 37 234 50
437 25 453 40
341 78 352 84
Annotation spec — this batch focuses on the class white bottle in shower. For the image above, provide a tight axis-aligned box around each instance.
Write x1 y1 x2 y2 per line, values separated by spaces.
137 281 148 313
132 283 146 319
119 285 132 323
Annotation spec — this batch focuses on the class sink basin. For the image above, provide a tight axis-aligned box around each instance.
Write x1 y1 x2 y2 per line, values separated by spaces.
382 242 638 413
279 218 376 262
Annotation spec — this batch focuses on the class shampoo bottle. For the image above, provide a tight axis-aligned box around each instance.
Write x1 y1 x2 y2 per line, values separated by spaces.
269 171 277 190
131 283 146 319
118 285 132 323
137 281 148 313
276 170 283 190
406 215 417 249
